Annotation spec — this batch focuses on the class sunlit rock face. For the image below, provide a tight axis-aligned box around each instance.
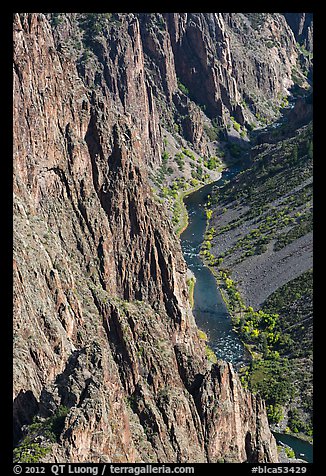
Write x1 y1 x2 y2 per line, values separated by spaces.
11 12 293 462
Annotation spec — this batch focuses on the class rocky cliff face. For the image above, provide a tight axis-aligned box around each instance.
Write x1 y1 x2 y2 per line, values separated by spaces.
283 13 313 83
12 12 286 463
165 13 298 123
283 13 313 52
137 12 304 152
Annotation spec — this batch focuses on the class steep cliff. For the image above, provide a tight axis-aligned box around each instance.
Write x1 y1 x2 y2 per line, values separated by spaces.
283 13 313 52
12 12 289 463
137 12 305 152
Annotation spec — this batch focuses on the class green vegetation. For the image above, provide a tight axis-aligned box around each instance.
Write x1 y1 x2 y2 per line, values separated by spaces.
182 148 195 159
13 441 51 463
287 407 312 436
214 226 271 264
173 123 180 134
204 124 219 141
205 345 218 364
249 359 295 407
230 116 241 133
205 209 212 220
262 270 313 360
265 40 276 49
172 198 185 228
151 136 221 234
162 150 170 163
50 13 63 27
13 406 70 463
235 307 281 351
203 118 224 142
198 329 218 364
211 122 313 267
197 329 208 341
227 142 245 159
280 96 289 109
296 41 313 60
177 79 190 96
186 277 196 308
78 13 113 48
285 446 296 459
255 111 269 125
267 403 283 424
174 152 185 171
213 268 313 435
274 210 312 251
203 156 221 170
191 165 203 180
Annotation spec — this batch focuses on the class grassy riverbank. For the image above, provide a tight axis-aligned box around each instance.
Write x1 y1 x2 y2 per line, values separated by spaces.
150 133 224 237
175 183 205 236
175 174 222 236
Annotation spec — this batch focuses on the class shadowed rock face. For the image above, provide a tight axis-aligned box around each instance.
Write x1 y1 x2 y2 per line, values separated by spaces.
13 13 280 462
283 13 313 52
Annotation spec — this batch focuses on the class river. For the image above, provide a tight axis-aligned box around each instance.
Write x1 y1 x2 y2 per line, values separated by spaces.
180 166 245 366
273 432 313 463
180 167 313 463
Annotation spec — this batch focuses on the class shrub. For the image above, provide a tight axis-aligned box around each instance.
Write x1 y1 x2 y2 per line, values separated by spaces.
206 209 212 220
186 277 196 308
174 152 185 171
173 123 180 134
204 156 220 170
198 329 208 341
177 79 189 96
249 359 294 407
182 148 195 159
13 440 51 463
204 124 219 142
288 408 311 434
190 178 199 187
205 345 218 363
50 13 62 27
162 150 169 163
230 116 241 133
50 406 70 437
285 447 296 459
234 122 241 133
79 13 112 48
267 403 283 423
13 406 70 463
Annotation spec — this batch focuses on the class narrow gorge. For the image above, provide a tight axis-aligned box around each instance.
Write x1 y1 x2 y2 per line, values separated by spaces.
13 13 313 464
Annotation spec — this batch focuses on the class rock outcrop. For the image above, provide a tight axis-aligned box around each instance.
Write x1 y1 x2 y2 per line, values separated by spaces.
164 13 302 128
13 12 283 463
283 13 313 52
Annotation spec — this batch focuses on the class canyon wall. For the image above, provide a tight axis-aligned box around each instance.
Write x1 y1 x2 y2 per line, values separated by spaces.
284 13 313 52
11 12 301 463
